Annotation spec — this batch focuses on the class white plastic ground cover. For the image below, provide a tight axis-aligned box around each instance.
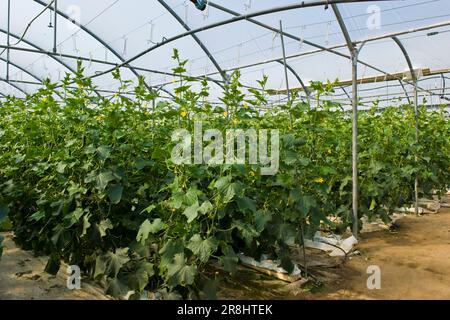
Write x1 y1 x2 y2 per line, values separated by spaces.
238 253 302 277
304 232 358 257
395 207 425 214
395 198 443 214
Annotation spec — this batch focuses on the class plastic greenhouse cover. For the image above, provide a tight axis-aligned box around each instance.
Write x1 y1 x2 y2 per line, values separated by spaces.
0 0 450 107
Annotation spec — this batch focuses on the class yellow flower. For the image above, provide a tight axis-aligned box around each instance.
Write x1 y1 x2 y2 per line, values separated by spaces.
250 171 256 177
42 97 49 103
243 103 249 109
223 111 228 117
233 119 239 125
313 177 325 184
327 148 332 155
95 115 105 121
180 111 188 118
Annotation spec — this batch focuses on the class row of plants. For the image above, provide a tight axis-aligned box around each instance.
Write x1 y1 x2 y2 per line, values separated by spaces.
0 51 449 297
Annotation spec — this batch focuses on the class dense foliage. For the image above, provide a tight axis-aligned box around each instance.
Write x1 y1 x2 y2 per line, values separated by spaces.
0 52 449 297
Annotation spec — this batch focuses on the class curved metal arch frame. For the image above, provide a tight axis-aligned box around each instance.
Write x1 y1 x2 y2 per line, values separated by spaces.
0 57 41 83
201 1 436 104
13 0 440 104
0 57 65 98
208 1 312 98
0 78 28 96
0 28 103 97
0 28 76 74
33 0 176 99
157 0 227 86
81 0 380 84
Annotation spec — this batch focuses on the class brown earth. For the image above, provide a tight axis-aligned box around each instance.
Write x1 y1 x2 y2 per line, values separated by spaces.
306 207 450 300
219 206 450 300
1 207 450 300
0 233 109 300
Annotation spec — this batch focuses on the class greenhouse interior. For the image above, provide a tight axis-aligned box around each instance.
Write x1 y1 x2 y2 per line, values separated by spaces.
0 0 449 302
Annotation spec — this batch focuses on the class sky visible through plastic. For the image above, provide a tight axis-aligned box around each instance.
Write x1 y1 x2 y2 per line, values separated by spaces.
1 0 450 107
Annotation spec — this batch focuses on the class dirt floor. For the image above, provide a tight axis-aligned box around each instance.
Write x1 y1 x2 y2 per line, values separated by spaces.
306 207 450 300
1 206 450 300
219 206 450 300
0 233 109 300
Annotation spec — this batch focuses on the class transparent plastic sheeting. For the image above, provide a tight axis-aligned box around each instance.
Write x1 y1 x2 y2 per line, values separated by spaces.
1 0 450 107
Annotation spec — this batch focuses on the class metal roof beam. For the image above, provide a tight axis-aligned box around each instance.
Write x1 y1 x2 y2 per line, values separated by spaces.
81 0 383 83
0 28 102 97
33 0 175 98
157 0 227 86
0 78 28 96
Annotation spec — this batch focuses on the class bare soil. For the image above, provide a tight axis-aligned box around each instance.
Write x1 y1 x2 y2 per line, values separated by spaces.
0 233 109 300
306 207 450 300
218 207 450 300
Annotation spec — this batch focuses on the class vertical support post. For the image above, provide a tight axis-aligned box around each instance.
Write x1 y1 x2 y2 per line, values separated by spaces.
391 36 420 216
279 20 292 126
53 0 58 53
414 79 419 215
351 49 359 237
299 222 308 278
6 0 11 81
332 3 359 237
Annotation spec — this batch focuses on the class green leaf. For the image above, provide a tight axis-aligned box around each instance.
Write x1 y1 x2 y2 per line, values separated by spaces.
97 145 112 160
141 204 156 214
68 183 88 197
0 204 10 224
128 262 154 292
232 220 259 245
82 214 91 236
183 188 200 206
218 245 238 274
96 171 116 191
236 196 256 213
29 210 45 222
187 234 218 263
182 202 200 223
198 201 213 215
56 162 67 174
199 278 219 300
106 277 129 297
107 184 123 204
166 253 198 287
63 208 84 228
275 223 297 246
369 199 377 211
44 253 61 275
159 239 184 270
253 210 272 233
134 159 154 171
94 248 130 278
98 219 113 237
136 218 165 244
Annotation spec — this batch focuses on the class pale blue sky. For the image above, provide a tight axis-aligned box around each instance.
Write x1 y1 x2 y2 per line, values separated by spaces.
1 0 450 106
